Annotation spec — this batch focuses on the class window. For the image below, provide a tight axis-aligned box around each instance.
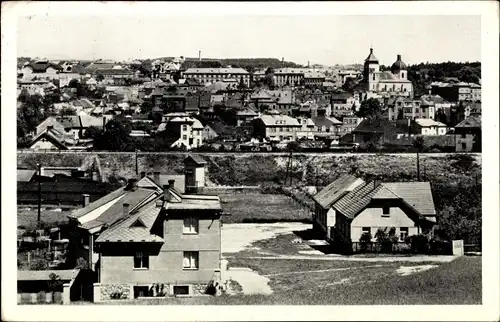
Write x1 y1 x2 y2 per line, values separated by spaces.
382 206 390 216
461 142 467 150
183 251 199 269
182 135 187 140
400 227 409 241
461 133 467 139
134 286 150 298
134 251 149 269
182 125 187 131
183 217 199 234
173 286 190 296
362 227 371 234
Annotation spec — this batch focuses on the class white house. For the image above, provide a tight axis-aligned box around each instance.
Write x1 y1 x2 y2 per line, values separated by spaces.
414 119 448 136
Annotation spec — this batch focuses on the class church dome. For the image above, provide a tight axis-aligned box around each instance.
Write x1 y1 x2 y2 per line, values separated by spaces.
391 54 407 71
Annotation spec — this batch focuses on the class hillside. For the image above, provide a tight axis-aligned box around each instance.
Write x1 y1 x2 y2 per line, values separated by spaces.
17 152 480 187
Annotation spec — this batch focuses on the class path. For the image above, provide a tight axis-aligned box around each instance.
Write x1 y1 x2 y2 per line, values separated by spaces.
226 267 273 295
262 264 386 277
225 254 457 263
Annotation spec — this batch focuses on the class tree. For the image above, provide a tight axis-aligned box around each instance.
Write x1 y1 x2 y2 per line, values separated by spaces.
75 257 89 270
96 73 105 82
238 76 246 90
82 125 102 140
359 232 373 252
355 98 383 118
68 79 80 88
286 141 302 152
264 67 275 89
93 119 132 151
342 77 356 92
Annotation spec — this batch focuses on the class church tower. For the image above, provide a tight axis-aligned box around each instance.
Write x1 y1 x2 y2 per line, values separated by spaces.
363 48 380 91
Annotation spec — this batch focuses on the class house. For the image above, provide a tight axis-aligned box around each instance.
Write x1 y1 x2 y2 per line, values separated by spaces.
93 181 223 300
157 117 204 150
387 97 434 121
21 60 63 80
235 107 259 127
56 113 105 140
252 114 301 141
430 81 481 103
339 116 364 136
273 68 305 87
67 179 165 272
413 119 448 136
303 71 326 87
313 176 437 248
295 117 316 140
351 117 409 147
28 127 78 151
312 174 365 239
330 92 360 117
17 269 88 304
311 116 343 139
453 115 481 152
183 68 250 87
36 117 67 136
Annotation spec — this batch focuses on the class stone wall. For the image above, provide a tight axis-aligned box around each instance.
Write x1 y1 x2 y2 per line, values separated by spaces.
192 283 208 296
100 284 131 300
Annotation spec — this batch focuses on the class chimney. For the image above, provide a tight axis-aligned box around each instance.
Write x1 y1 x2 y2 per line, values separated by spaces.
199 50 201 62
397 54 401 61
153 171 161 184
370 48 373 54
140 171 146 179
168 179 175 191
122 203 130 217
82 194 90 207
163 184 171 202
373 177 382 187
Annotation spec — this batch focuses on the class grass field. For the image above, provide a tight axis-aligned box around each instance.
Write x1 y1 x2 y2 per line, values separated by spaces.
220 193 311 224
77 256 480 305
17 210 71 229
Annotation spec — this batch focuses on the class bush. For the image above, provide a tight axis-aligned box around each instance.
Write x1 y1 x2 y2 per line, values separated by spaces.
110 291 123 299
359 232 372 252
409 234 430 254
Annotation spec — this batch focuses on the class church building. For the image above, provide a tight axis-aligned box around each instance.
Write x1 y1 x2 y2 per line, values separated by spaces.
362 48 413 98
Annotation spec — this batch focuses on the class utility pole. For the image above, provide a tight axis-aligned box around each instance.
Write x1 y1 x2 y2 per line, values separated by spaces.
135 149 139 178
37 163 42 227
417 149 420 181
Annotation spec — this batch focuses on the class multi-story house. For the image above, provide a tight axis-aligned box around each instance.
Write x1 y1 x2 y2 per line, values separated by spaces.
430 82 481 103
311 116 343 139
454 115 481 152
157 116 204 150
330 92 360 117
183 68 250 87
387 97 434 120
303 71 326 87
339 116 364 136
273 68 305 87
252 114 301 141
295 117 316 140
313 175 437 247
21 60 63 81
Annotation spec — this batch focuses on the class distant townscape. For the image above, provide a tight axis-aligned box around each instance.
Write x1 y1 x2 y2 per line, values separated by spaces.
17 49 481 153
16 49 481 306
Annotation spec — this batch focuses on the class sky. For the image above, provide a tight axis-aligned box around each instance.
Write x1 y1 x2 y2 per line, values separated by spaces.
17 15 481 66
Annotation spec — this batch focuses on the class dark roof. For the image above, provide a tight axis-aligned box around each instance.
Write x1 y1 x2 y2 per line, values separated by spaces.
312 116 343 127
331 92 353 101
184 154 207 165
455 115 481 128
365 48 379 63
313 174 365 209
352 118 406 134
333 181 436 219
25 61 63 73
95 68 133 76
391 55 407 71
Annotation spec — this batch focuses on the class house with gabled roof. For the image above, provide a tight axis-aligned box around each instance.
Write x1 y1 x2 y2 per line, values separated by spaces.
312 174 365 239
453 115 481 152
313 175 437 248
87 157 222 300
